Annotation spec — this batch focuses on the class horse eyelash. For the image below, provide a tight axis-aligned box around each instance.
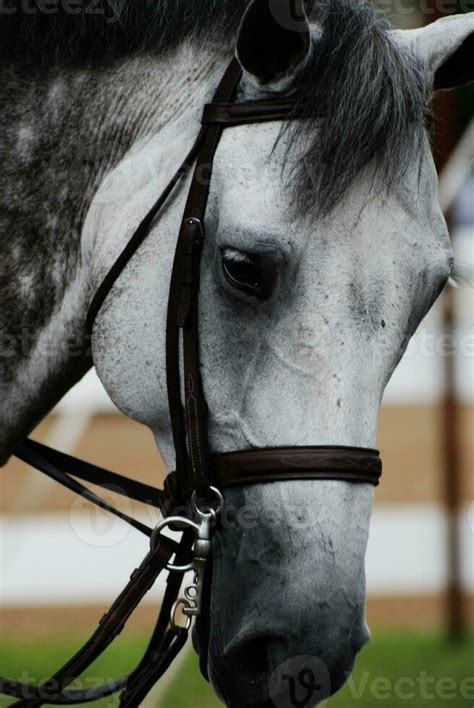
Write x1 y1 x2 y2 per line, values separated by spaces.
222 249 254 265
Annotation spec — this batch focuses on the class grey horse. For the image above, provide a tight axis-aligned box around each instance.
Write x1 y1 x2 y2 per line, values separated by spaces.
1 1 473 705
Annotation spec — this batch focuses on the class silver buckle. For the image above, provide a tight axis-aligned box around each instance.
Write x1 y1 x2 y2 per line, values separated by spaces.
152 487 224 626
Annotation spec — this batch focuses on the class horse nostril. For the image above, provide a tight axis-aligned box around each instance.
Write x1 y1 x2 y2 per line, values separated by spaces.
225 635 288 704
230 635 284 672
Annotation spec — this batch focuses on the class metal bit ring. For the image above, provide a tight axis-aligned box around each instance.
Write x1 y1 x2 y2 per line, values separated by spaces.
191 486 224 519
151 516 200 572
171 599 193 632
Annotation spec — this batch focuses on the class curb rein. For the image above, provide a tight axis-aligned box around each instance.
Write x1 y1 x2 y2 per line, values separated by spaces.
1 59 382 707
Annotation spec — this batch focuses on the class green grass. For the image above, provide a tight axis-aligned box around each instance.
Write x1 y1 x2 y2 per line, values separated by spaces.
0 633 149 707
0 631 472 707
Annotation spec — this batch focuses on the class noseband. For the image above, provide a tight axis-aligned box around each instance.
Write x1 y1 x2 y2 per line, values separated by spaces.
3 59 381 706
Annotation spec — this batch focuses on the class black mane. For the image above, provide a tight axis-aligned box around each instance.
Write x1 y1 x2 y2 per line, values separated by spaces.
0 0 427 215
0 0 247 65
289 0 427 215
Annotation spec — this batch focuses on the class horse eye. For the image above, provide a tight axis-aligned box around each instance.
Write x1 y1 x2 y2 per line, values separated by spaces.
221 249 265 297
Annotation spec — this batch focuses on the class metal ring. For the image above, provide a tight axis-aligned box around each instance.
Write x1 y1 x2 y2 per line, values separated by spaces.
185 585 198 601
191 486 224 519
171 599 193 632
151 516 200 572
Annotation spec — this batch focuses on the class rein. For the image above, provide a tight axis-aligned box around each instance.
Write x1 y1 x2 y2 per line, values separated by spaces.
2 58 381 707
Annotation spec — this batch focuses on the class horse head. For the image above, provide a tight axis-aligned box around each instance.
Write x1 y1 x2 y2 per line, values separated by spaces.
1 1 472 706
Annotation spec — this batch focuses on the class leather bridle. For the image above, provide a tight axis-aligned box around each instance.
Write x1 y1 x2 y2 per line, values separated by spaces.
1 59 382 707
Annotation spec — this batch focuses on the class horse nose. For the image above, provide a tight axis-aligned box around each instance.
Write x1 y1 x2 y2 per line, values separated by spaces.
224 634 288 705
223 633 348 706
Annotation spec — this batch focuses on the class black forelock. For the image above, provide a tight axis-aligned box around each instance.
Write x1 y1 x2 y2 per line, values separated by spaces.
287 0 428 215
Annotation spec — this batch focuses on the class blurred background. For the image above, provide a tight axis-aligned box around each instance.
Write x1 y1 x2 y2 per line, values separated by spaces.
1 1 473 706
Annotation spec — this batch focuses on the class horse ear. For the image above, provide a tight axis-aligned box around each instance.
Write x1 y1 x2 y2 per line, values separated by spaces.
236 0 311 90
395 14 474 91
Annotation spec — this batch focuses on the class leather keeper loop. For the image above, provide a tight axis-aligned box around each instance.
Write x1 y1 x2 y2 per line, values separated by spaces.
202 98 296 126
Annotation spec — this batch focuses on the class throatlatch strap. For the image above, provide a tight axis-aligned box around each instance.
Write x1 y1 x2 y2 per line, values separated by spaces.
85 128 207 338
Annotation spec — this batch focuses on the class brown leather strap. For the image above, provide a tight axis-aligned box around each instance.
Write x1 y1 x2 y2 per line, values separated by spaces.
7 537 183 707
86 128 207 339
202 98 295 126
162 447 382 507
166 58 243 498
211 447 382 487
